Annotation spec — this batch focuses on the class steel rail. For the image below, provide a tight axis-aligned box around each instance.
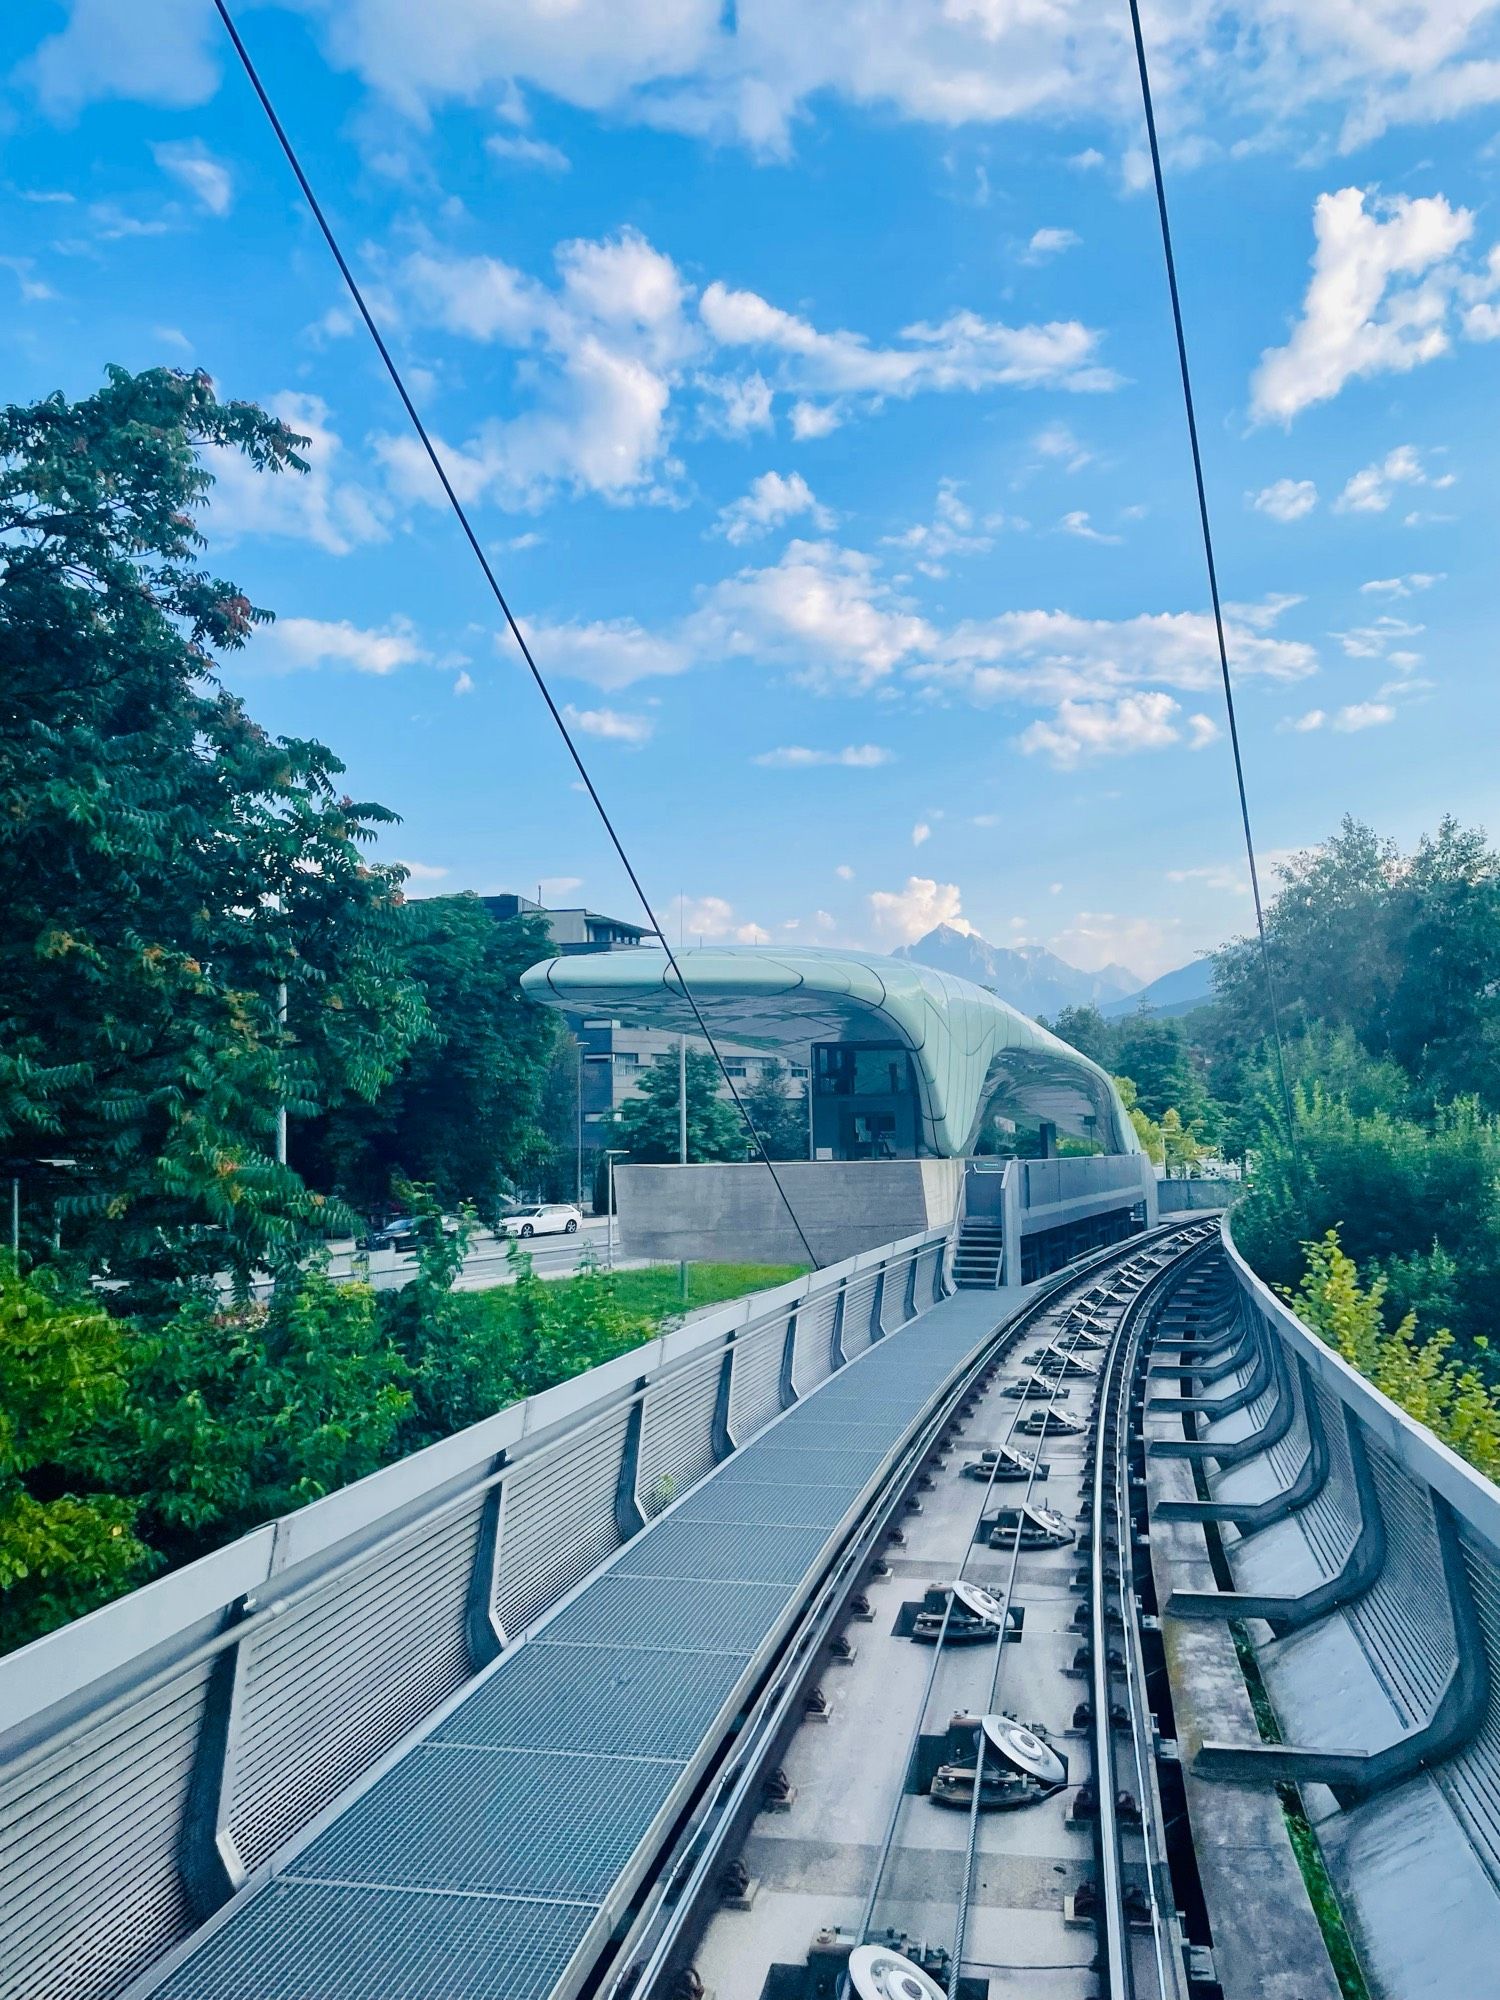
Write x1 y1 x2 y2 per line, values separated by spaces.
1089 1234 1214 1999
943 1254 1160 1976
851 1232 1202 1959
1111 1287 1182 2000
618 1225 1200 2000
945 1231 1205 1982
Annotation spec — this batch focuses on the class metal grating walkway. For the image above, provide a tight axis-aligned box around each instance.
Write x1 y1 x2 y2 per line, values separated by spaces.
148 1288 1013 2000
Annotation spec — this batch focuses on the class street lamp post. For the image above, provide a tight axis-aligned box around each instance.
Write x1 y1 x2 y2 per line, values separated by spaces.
604 1149 629 1271
677 1037 689 1305
575 1036 583 1208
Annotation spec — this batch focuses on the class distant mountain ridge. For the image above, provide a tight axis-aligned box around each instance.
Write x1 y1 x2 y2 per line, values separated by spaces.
1101 956 1216 1020
895 923 1143 1018
896 923 1216 1023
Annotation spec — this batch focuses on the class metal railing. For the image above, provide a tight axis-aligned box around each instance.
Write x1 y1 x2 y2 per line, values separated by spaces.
0 1231 950 2000
1154 1217 1500 1996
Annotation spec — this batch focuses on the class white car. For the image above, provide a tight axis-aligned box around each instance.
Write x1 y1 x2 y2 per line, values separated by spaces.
500 1203 582 1239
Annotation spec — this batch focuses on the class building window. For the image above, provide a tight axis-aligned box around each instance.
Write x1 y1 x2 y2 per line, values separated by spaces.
723 1062 747 1078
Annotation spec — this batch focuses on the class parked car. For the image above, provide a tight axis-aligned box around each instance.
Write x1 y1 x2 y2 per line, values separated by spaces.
362 1214 461 1255
500 1203 582 1239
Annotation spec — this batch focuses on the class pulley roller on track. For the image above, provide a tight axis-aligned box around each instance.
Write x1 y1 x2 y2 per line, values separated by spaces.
950 1578 1007 1626
847 1944 947 2000
981 1715 1068 1787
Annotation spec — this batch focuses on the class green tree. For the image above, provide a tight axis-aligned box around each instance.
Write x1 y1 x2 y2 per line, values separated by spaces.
1115 1010 1202 1124
611 1047 747 1163
1289 1228 1500 1480
0 368 425 1303
1114 1075 1164 1164
303 896 558 1225
118 1269 412 1561
741 1058 810 1162
1211 816 1500 1117
1159 1108 1204 1177
1045 1003 1117 1069
0 1262 160 1647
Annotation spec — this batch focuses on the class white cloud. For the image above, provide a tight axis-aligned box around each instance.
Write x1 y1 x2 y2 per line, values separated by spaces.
699 276 1117 401
0 256 56 303
1017 691 1216 768
24 0 220 117
33 0 1500 179
918 600 1315 708
486 132 571 171
753 743 893 768
395 859 449 883
1059 509 1120 543
517 615 693 690
1280 701 1397 733
1252 188 1476 423
1335 443 1453 512
1032 422 1091 470
1048 910 1183 982
697 371 774 436
715 470 834 544
1334 700 1397 731
1250 477 1318 521
690 539 935 693
882 480 992 574
539 876 584 898
868 876 972 946
835 863 855 880
562 702 654 745
384 227 695 510
204 392 388 556
1024 226 1080 262
152 140 233 215
1330 613 1423 658
1361 571 1442 596
789 399 844 439
453 669 475 695
670 893 769 945
1167 863 1251 895
912 821 932 847
257 615 428 676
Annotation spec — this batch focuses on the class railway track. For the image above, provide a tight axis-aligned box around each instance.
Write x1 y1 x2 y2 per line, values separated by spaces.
596 1219 1219 2000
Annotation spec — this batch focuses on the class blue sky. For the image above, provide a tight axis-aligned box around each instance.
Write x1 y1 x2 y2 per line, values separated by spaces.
6 3 1500 983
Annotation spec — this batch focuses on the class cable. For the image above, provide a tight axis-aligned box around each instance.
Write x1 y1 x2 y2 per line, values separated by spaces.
1124 0 1304 1202
210 0 821 1268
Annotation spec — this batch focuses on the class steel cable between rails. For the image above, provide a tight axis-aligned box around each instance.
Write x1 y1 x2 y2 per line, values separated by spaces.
209 0 821 1271
945 1244 1181 1981
1123 0 1304 1207
854 1253 1145 1960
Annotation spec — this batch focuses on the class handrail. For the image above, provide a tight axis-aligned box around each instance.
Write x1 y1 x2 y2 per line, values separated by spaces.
0 1227 945 1749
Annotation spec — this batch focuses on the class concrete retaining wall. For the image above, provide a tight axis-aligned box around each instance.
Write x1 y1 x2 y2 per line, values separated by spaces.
614 1157 964 1266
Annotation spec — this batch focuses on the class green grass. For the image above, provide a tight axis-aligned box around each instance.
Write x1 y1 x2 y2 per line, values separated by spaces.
597 1262 806 1317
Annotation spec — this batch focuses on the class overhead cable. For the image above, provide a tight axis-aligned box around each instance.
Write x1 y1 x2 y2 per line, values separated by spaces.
1125 0 1305 1198
210 0 821 1267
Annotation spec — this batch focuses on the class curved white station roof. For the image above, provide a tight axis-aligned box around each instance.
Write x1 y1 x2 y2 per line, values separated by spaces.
520 944 1139 1159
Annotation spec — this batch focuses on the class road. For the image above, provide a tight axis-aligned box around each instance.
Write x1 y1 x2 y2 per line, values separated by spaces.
237 1215 635 1301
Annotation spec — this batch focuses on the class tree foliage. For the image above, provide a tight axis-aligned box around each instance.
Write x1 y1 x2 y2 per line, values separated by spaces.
0 368 425 1303
0 1262 159 1647
1289 1230 1500 1480
302 897 558 1224
740 1057 809 1162
612 1047 747 1163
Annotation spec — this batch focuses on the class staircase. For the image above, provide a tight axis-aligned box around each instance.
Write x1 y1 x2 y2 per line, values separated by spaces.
953 1219 1005 1288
